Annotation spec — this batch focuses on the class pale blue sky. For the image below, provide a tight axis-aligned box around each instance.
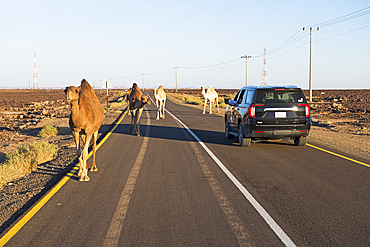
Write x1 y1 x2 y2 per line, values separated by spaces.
1 0 369 89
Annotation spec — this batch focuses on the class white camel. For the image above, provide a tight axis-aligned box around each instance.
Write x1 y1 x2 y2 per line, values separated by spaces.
201 86 220 114
154 85 166 120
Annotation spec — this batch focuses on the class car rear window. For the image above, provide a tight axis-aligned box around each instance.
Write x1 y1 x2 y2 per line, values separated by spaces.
255 89 306 104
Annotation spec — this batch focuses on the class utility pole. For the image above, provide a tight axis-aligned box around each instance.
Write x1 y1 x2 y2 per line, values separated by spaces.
241 55 251 86
33 51 38 89
303 27 319 102
123 77 127 89
173 67 179 92
262 48 268 86
141 74 145 91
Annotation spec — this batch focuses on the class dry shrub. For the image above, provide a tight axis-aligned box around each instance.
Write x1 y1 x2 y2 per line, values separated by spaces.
110 101 126 108
0 141 58 187
178 95 204 105
38 126 68 137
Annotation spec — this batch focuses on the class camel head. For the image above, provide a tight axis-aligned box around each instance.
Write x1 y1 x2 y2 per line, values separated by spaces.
201 86 206 96
64 86 80 103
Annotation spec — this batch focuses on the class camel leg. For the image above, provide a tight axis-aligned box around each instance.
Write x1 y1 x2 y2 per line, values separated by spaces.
90 130 99 172
72 131 83 177
133 110 138 135
217 96 220 113
210 99 213 114
156 99 160 120
135 108 144 136
129 110 134 132
162 98 166 119
212 99 216 114
203 98 207 114
159 100 163 119
81 134 86 145
80 134 92 182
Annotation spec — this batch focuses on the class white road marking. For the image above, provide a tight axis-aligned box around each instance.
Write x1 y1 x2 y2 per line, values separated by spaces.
102 109 151 247
167 109 297 247
189 139 253 247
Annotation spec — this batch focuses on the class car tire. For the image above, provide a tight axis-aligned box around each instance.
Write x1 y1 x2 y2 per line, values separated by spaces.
294 136 307 146
225 121 234 139
238 123 251 147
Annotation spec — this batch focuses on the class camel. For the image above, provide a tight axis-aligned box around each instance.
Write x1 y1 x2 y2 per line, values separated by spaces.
64 79 104 181
201 86 220 114
128 83 151 136
153 85 166 120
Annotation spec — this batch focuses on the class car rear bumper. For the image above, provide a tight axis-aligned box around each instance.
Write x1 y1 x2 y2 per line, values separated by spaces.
246 123 311 139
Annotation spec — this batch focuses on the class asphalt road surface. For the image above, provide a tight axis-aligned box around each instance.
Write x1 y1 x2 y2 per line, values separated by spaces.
2 93 370 246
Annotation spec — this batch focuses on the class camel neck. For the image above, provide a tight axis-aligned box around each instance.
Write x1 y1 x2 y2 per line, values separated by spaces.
70 100 80 122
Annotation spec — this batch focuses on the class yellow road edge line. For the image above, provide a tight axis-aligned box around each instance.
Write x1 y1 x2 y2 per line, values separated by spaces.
0 109 128 247
168 96 370 168
306 143 370 168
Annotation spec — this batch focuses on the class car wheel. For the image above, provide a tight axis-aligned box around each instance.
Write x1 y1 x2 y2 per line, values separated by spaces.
225 121 234 139
238 123 251 147
294 136 307 146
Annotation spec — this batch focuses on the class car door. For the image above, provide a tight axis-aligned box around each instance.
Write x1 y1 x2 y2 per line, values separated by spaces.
226 90 241 131
232 89 246 130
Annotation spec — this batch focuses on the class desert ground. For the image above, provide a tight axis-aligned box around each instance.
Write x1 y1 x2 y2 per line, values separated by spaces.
0 88 369 233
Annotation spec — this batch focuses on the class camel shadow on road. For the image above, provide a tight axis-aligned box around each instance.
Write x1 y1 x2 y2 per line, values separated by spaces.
112 123 294 147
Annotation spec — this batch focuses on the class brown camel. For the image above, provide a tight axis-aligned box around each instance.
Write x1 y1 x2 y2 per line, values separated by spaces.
64 79 104 181
128 83 151 136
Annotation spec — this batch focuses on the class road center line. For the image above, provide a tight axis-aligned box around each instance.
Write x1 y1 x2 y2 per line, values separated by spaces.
102 109 150 247
166 109 296 247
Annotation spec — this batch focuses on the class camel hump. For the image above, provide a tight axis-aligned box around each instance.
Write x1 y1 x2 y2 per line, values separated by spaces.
209 86 217 93
131 83 142 95
132 83 140 91
81 79 93 91
158 85 163 90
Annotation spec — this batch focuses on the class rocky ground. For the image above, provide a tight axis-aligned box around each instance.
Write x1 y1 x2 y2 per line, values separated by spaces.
0 88 369 235
0 89 128 234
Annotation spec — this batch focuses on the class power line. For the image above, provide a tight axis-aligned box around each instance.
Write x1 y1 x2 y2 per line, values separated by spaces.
146 68 173 76
181 58 240 69
308 6 370 28
101 6 370 84
266 30 302 54
315 24 370 42
260 6 370 59
266 32 308 56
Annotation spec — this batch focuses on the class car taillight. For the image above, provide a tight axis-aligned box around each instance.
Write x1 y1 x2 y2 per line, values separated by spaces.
299 104 310 117
249 104 263 118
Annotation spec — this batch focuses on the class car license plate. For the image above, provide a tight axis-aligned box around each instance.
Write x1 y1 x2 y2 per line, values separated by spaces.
275 112 286 118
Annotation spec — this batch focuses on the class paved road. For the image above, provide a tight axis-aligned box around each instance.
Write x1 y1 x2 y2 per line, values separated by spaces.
2 93 370 246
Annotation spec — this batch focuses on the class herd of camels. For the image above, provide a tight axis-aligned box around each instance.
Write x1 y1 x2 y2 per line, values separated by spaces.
64 79 220 181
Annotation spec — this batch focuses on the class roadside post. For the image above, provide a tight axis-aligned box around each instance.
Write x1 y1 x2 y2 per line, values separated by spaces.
102 79 113 114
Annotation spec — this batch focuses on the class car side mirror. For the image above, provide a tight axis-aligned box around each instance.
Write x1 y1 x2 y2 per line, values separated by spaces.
224 99 229 104
228 100 237 106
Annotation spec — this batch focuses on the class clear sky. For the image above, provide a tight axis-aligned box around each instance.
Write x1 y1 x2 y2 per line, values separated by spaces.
1 0 369 89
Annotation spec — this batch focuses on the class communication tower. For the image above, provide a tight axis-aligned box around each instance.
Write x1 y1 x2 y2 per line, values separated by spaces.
261 48 268 86
33 51 38 89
